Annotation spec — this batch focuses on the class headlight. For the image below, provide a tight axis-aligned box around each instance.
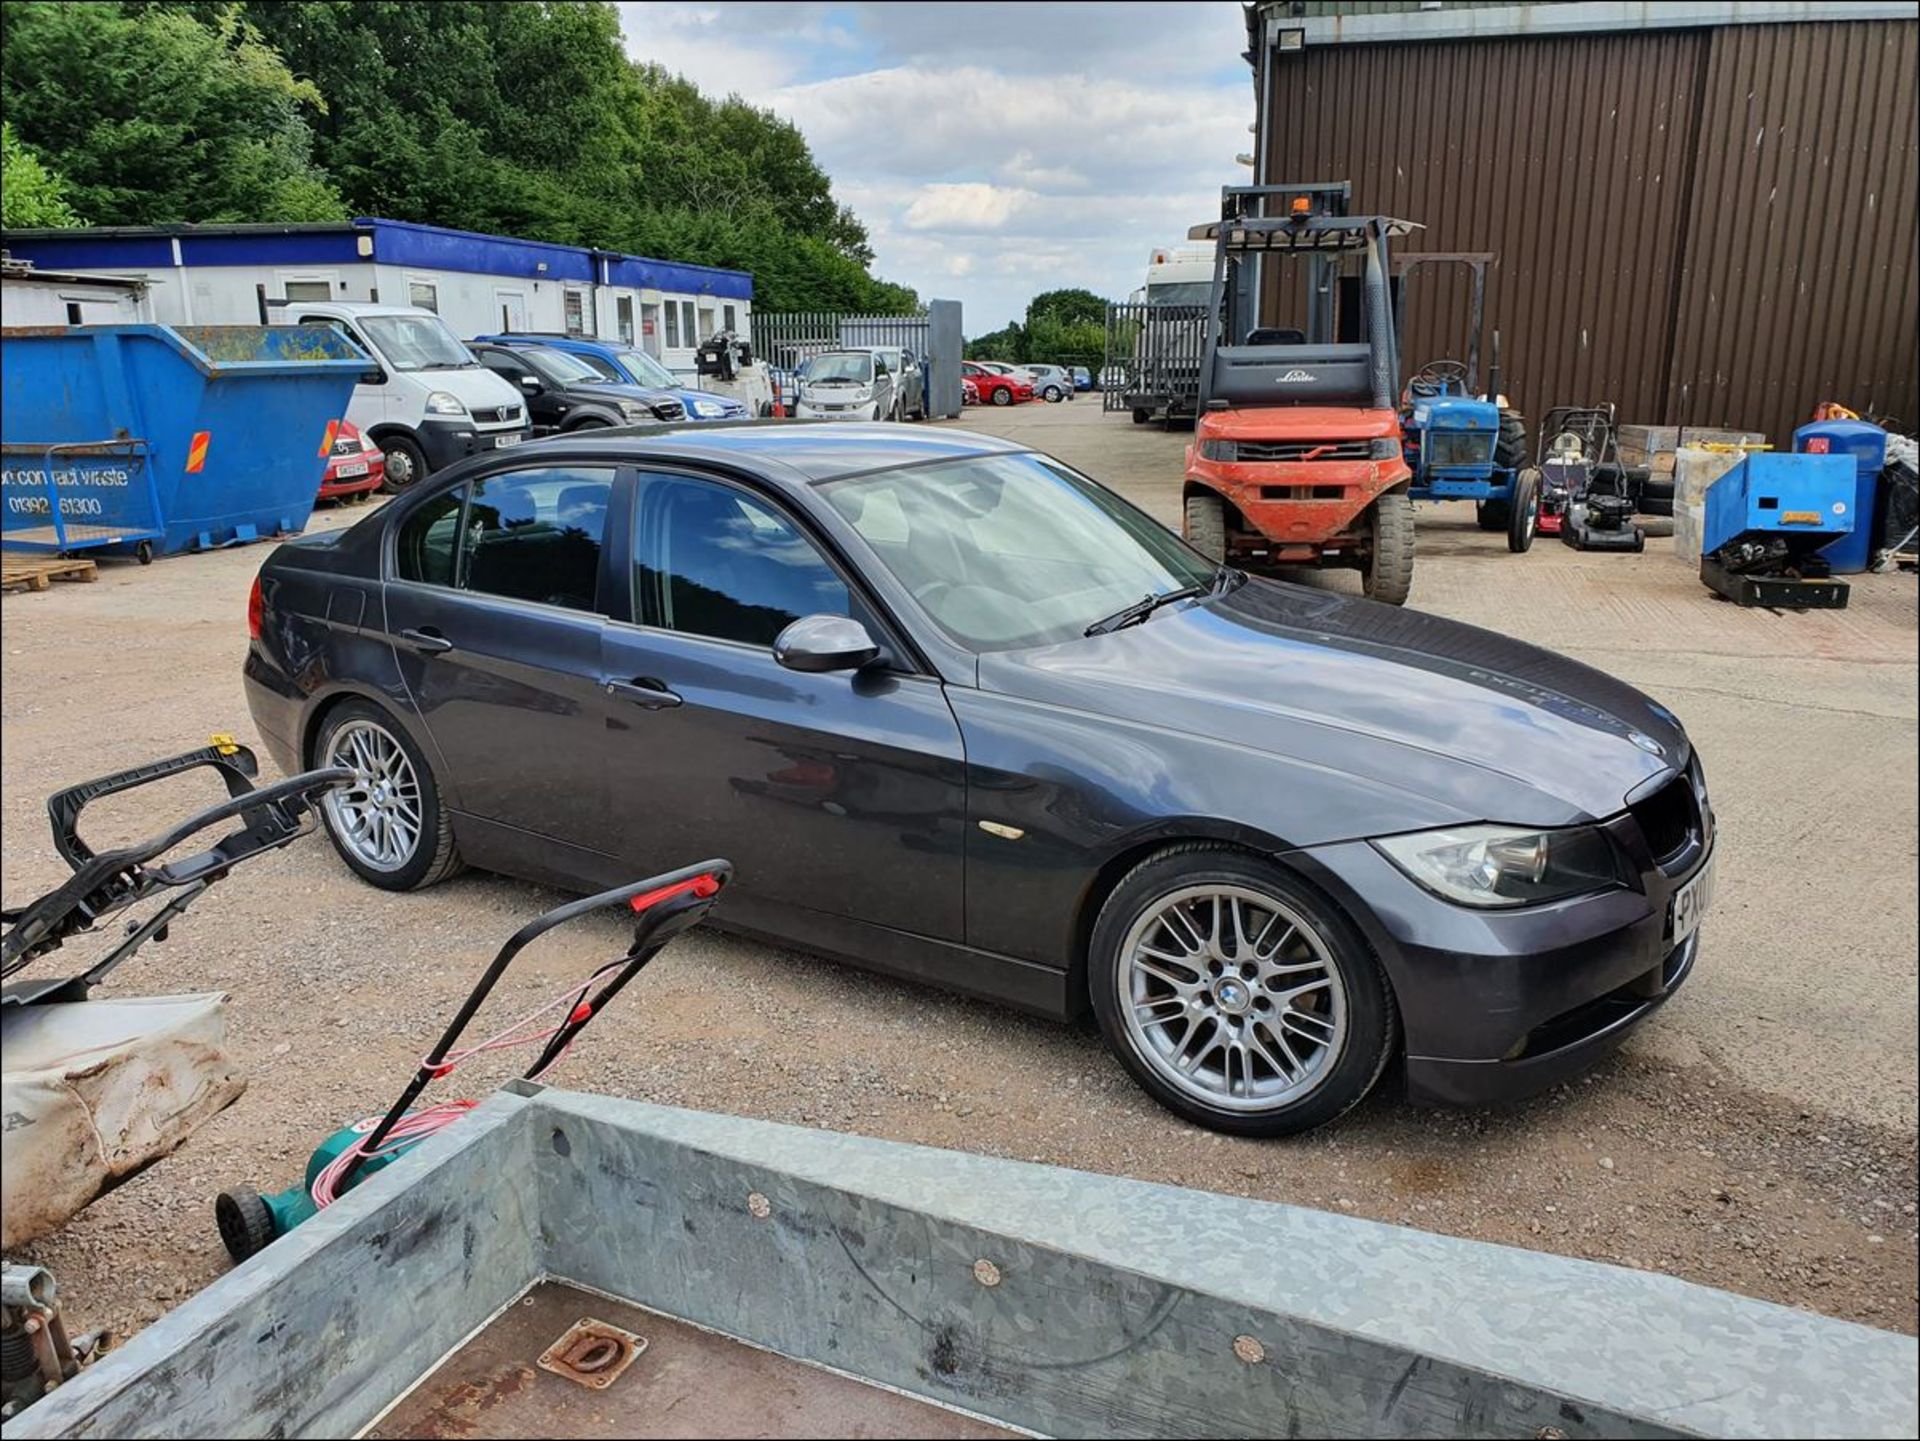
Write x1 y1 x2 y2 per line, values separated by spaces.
424 391 467 417
1372 824 1624 908
851 386 873 403
1370 437 1402 461
617 400 651 421
689 398 724 418
1199 439 1238 462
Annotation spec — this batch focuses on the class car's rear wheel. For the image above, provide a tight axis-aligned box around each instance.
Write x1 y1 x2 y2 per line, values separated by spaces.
313 701 461 891
1090 847 1397 1136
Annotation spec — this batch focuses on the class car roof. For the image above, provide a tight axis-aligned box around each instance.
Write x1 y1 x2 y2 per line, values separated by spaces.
521 421 1028 484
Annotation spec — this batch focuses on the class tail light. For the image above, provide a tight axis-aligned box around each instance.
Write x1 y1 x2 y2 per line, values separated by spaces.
247 573 264 640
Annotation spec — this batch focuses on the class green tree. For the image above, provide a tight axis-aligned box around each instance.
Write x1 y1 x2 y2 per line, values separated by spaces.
0 2 345 224
1026 288 1107 328
0 121 83 227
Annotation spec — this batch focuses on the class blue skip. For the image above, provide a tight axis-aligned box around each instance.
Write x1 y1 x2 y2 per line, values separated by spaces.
1 324 369 561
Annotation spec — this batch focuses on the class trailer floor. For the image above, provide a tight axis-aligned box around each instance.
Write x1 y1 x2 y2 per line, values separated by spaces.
368 1281 1017 1440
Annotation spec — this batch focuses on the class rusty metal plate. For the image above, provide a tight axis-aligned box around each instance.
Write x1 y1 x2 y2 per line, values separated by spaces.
535 1317 648 1392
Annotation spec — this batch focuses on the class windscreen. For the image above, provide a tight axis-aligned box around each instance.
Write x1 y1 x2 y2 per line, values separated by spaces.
805 354 873 384
361 314 474 371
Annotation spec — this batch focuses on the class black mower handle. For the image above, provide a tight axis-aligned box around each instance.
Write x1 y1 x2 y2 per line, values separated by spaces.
339 861 733 1190
2 750 352 973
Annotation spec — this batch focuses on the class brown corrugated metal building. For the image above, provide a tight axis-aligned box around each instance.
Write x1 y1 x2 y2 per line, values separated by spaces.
1248 1 1918 444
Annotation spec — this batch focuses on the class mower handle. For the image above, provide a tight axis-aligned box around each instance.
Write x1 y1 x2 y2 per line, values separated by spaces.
2 756 352 973
339 860 733 1193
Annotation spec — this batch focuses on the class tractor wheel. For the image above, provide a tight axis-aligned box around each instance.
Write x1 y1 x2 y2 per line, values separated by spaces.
1185 491 1228 563
1478 408 1530 534
1132 408 1151 425
1363 491 1416 606
1508 468 1541 553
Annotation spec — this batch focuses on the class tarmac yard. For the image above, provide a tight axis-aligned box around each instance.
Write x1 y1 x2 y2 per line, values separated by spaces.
3 400 1915 1347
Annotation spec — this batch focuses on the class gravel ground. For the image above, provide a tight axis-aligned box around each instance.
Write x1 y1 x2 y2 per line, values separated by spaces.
3 402 1915 1352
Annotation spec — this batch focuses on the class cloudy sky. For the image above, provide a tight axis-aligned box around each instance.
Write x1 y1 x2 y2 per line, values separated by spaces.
613 1 1254 331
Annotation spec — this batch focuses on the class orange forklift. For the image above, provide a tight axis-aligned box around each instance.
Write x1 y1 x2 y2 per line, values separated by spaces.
1183 182 1425 604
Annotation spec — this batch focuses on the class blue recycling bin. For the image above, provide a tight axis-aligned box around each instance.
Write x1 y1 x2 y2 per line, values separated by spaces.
1794 418 1887 573
1 324 369 559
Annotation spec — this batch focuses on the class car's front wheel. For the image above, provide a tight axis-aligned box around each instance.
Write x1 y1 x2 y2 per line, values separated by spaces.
313 700 462 891
990 386 1013 407
1089 847 1397 1136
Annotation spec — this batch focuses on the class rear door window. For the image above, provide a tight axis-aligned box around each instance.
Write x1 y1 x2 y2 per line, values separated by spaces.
395 467 616 613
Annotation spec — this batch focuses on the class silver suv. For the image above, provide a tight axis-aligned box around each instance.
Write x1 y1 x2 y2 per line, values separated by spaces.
1026 365 1076 403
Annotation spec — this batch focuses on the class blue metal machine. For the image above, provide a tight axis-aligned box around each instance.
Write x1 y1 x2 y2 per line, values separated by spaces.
1793 417 1887 574
1701 452 1856 608
1402 332 1537 552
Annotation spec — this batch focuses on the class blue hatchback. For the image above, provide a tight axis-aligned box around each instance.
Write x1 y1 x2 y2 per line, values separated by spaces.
468 334 749 421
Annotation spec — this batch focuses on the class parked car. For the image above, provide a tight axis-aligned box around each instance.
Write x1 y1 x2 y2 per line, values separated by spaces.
1071 366 1093 392
857 345 927 421
245 425 1714 1137
280 302 529 491
1098 365 1126 391
1026 365 1076 403
794 351 897 422
961 362 1033 407
318 420 384 502
470 342 685 431
470 333 749 421
962 376 981 407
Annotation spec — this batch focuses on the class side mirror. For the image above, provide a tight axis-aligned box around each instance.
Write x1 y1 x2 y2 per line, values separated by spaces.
773 614 880 673
518 375 542 394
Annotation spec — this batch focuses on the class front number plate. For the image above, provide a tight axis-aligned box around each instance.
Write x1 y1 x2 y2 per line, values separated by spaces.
1669 853 1715 945
493 433 523 449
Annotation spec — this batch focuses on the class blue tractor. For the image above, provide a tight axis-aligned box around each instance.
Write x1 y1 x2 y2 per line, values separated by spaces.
1397 270 1537 553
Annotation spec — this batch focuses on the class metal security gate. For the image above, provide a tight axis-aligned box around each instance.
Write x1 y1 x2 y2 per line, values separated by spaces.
1103 302 1208 422
752 302 964 418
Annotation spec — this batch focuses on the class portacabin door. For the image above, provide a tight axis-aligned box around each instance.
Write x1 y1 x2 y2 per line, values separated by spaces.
382 462 623 866
596 468 968 945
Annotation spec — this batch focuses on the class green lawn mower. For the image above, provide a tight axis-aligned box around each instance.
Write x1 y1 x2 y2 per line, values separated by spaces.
214 861 731 1263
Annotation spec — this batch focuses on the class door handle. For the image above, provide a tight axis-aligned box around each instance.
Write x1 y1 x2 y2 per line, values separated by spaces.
399 627 453 655
604 677 682 710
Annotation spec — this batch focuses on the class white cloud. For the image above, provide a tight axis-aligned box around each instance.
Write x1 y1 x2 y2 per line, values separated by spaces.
615 2 1253 331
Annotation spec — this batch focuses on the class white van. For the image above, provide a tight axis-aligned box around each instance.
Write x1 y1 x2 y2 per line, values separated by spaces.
282 302 530 489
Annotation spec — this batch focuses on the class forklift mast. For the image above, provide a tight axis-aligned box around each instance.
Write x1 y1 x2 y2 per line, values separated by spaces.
1195 181 1417 413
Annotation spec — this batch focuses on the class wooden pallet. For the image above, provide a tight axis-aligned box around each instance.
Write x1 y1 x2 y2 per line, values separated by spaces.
1 554 99 593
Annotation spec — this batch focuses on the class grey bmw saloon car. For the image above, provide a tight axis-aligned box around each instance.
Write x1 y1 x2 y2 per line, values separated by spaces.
244 424 1714 1135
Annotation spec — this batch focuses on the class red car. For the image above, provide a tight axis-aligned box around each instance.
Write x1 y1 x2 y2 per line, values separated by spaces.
962 362 1033 407
318 421 384 502
961 376 980 406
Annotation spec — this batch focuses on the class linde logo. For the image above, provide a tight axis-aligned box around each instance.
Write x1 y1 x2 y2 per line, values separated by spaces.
1275 369 1315 383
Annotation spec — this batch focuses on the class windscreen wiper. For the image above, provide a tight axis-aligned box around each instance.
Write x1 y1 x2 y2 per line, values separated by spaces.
1084 567 1240 637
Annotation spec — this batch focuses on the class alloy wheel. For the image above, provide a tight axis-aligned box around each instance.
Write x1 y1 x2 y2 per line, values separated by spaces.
1117 884 1348 1112
323 718 424 871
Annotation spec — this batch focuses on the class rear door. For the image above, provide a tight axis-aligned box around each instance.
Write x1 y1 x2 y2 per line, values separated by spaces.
383 462 620 861
595 468 967 941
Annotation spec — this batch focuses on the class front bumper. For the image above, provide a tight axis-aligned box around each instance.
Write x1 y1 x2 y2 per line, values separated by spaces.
1291 826 1710 1107
795 400 879 422
418 418 532 473
1185 453 1412 558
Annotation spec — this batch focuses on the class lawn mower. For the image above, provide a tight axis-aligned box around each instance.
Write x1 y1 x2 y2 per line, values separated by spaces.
214 860 732 1264
1531 403 1647 551
2 739 347 1413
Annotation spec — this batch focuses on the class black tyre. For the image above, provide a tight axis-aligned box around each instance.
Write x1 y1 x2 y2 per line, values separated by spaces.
135 540 156 565
1043 385 1065 403
378 434 430 493
1475 500 1509 531
990 385 1013 407
1132 408 1151 425
1495 408 1528 475
1185 491 1228 563
310 699 463 891
1362 491 1416 605
215 1187 275 1264
1508 467 1541 553
1089 846 1398 1137
567 417 610 430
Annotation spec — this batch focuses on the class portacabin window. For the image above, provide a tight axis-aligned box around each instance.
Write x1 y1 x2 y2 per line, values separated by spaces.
397 467 616 614
407 279 439 313
664 301 681 350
